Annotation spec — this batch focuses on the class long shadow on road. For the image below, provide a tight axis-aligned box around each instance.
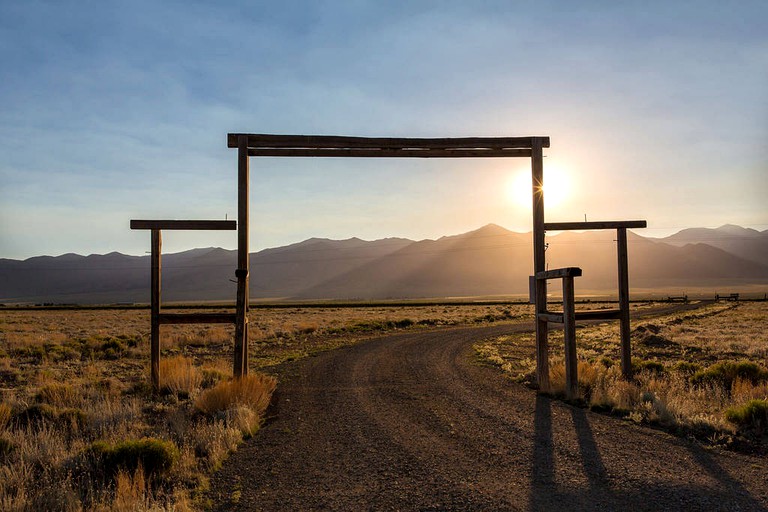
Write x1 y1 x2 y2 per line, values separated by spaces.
530 394 766 511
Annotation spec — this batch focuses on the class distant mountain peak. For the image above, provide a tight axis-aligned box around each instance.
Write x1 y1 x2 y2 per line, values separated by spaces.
439 223 513 241
476 223 510 234
716 224 761 236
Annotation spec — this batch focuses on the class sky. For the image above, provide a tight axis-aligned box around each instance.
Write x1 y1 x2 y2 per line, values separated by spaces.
1 0 766 259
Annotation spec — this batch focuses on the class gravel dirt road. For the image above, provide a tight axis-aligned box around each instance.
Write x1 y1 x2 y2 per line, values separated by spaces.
209 317 768 511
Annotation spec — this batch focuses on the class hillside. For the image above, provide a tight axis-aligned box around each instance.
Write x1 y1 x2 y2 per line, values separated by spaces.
1 224 767 303
656 225 768 266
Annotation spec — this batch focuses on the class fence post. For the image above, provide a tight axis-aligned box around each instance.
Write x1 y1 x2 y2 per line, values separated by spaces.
617 227 632 379
563 275 578 399
532 138 549 392
234 135 250 378
150 228 161 392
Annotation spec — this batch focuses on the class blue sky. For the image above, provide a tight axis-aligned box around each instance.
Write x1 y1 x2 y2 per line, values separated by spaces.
1 1 766 259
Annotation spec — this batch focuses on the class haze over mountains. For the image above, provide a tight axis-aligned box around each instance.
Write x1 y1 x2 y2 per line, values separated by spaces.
1 224 767 304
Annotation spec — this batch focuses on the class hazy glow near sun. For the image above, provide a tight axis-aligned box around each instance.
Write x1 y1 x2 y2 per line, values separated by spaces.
507 165 572 211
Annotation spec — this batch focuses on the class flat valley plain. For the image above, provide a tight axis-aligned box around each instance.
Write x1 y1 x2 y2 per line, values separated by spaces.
0 300 766 510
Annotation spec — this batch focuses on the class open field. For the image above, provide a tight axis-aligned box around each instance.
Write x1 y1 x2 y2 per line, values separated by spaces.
0 302 532 510
476 301 768 449
1 300 766 509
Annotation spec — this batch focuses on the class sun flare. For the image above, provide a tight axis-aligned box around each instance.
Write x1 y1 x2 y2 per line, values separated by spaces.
507 164 572 212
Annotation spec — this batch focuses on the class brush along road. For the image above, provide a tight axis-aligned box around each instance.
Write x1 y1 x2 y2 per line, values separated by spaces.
209 308 767 511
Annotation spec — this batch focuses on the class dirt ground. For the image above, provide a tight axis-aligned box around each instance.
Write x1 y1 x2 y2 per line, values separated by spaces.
208 319 768 511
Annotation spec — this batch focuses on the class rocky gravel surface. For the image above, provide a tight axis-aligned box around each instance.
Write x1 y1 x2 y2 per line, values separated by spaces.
209 320 768 511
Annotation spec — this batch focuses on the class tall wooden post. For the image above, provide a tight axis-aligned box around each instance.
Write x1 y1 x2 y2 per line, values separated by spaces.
150 228 161 391
617 227 632 379
234 135 250 378
532 137 549 392
563 275 578 399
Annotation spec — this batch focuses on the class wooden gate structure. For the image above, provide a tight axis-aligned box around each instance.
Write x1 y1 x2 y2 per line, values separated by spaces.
132 132 644 394
530 152 645 397
130 220 236 391
225 133 552 383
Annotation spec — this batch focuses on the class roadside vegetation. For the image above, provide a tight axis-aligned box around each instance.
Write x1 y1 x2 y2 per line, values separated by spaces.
9 299 761 508
476 301 768 450
0 302 529 510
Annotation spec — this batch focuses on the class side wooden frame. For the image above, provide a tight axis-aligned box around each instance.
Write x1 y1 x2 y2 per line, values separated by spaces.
131 219 236 391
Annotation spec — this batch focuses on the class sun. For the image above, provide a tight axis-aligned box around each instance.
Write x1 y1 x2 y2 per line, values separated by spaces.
506 164 572 212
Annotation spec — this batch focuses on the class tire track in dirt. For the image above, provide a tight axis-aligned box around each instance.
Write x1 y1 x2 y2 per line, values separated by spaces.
209 308 767 511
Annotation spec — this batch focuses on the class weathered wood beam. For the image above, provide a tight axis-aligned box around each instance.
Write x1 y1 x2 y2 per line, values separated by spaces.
540 309 623 322
536 267 583 280
574 309 622 320
532 138 549 393
158 313 237 325
543 220 647 231
246 148 533 158
131 220 237 230
150 229 161 392
234 135 250 378
563 275 578 400
617 227 632 379
229 133 550 150
538 312 565 324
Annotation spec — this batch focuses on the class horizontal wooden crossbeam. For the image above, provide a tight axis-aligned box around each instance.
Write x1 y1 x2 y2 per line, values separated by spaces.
538 308 622 324
158 313 238 325
575 309 622 320
229 133 550 151
247 148 533 158
130 220 237 231
538 312 565 323
536 267 583 280
543 220 647 231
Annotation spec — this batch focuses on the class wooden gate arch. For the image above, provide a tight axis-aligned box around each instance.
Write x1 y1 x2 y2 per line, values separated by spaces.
133 132 644 395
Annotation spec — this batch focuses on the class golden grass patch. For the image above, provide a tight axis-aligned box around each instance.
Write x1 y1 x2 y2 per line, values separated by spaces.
478 301 768 444
159 356 203 398
195 374 277 418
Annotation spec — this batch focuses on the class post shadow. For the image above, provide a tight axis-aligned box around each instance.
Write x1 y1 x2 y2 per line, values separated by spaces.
530 394 554 511
568 405 612 502
681 436 766 510
530 394 613 510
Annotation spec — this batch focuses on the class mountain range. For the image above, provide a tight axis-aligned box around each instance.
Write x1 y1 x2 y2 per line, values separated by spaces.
2 224 767 304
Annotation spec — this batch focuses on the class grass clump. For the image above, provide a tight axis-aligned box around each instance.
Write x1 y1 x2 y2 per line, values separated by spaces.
674 361 702 375
195 373 276 418
14 402 59 427
0 402 11 430
633 359 666 376
12 403 87 434
36 382 80 408
201 367 228 389
690 361 768 390
0 435 14 460
159 356 202 398
725 399 768 433
90 437 180 480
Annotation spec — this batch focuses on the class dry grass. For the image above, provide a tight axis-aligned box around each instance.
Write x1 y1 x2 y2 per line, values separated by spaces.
195 374 277 418
0 301 531 509
477 301 768 447
111 468 150 512
0 403 11 430
36 382 81 408
159 356 202 398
